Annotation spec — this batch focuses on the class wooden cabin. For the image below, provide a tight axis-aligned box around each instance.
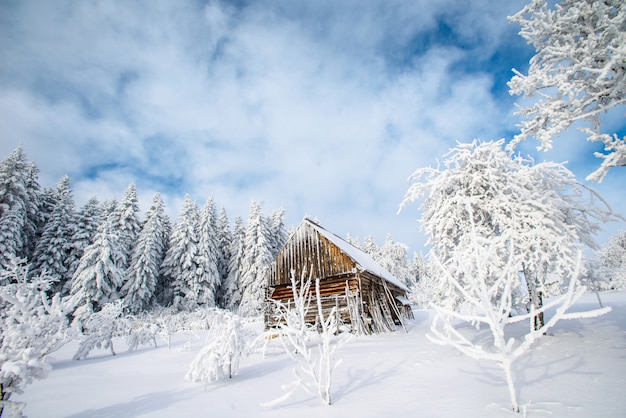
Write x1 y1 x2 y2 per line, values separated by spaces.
264 218 411 334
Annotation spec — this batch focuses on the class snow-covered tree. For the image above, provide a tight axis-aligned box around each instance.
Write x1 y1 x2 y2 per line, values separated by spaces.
508 0 626 182
216 207 232 309
113 183 141 269
224 216 245 311
427 242 609 412
0 257 72 416
185 310 246 386
595 230 626 289
0 146 40 268
399 139 616 328
263 271 347 407
374 234 412 286
238 201 274 317
66 197 103 286
406 252 436 307
361 235 379 257
73 300 125 360
31 176 76 295
122 193 170 313
159 195 201 310
195 197 220 307
68 213 126 314
268 207 287 258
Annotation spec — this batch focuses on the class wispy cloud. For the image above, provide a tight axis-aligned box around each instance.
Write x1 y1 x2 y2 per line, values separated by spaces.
1 0 623 250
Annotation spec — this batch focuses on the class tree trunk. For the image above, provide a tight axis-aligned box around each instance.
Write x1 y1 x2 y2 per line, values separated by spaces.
523 267 544 330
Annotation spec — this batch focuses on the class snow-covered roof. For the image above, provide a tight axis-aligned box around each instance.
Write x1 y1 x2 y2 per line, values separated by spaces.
305 219 409 292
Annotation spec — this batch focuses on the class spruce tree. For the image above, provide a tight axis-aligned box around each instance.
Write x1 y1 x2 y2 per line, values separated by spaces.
238 201 273 317
268 207 287 258
32 176 76 295
69 212 126 313
159 195 201 310
122 193 169 313
67 197 103 285
0 146 40 267
196 197 220 307
224 215 245 311
114 183 141 270
216 207 232 308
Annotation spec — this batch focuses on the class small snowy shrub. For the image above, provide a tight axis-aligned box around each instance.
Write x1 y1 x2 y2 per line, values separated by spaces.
0 258 72 417
73 301 126 360
185 310 246 387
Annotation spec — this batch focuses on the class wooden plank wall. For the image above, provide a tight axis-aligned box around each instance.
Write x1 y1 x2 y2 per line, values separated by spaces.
266 222 356 287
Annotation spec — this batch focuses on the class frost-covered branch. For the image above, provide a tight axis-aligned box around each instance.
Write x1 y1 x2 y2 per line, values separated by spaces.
508 0 626 182
263 270 348 407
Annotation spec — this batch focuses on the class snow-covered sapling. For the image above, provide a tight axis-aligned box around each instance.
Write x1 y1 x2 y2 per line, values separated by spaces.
0 257 72 417
73 301 126 360
263 270 348 407
185 310 246 387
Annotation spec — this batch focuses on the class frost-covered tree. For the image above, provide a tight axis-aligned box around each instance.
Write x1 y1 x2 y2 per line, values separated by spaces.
374 234 412 286
113 183 141 269
427 242 609 412
238 201 274 317
122 193 170 313
264 271 347 407
361 235 379 257
406 252 435 307
68 213 126 315
66 197 103 285
73 300 125 360
596 229 626 289
159 195 201 310
399 139 616 328
0 146 40 268
31 176 76 294
508 0 626 182
268 207 287 258
216 207 232 309
224 216 245 311
185 310 246 386
195 197 220 307
0 257 71 416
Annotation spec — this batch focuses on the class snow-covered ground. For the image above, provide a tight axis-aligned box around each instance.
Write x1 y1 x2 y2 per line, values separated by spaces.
17 291 626 417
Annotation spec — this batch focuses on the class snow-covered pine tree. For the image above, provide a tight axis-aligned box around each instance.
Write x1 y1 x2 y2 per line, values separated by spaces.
375 234 411 286
216 207 232 309
195 197 220 307
224 215 245 311
122 193 170 313
0 146 41 268
508 0 626 182
159 195 201 310
238 201 274 317
32 176 76 295
596 230 626 290
268 207 287 258
114 183 141 271
66 197 103 289
68 211 126 316
361 235 379 257
0 208 24 274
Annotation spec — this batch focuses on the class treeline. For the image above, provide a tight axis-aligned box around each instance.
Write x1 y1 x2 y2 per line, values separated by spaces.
0 146 287 318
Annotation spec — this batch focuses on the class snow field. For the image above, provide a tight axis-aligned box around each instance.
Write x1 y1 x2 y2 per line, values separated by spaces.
17 291 626 417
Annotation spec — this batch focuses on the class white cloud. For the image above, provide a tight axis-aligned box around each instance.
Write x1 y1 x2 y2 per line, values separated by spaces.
1 0 622 252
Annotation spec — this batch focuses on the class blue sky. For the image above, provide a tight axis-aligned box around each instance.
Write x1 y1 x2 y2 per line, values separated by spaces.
1 0 624 253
